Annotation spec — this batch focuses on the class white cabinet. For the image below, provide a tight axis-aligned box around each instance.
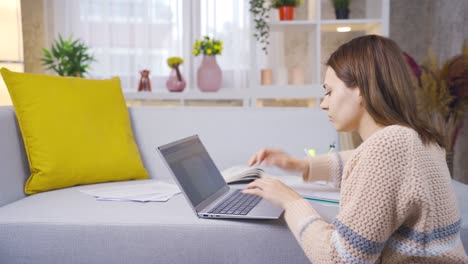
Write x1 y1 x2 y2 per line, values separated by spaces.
125 0 389 108
250 0 389 106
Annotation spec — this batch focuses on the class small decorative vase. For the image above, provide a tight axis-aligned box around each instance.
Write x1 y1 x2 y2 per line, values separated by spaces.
166 66 186 92
197 55 222 92
260 69 273 85
335 8 350 19
288 67 305 85
278 6 295 20
138 69 152 92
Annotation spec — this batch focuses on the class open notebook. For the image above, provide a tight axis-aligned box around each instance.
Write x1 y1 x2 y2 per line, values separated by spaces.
221 166 265 184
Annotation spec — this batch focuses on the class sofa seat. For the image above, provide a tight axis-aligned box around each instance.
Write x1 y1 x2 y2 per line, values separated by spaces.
452 180 468 250
0 180 315 264
2 180 466 264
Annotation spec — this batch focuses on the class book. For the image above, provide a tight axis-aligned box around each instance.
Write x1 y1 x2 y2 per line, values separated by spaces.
281 176 340 205
221 166 265 184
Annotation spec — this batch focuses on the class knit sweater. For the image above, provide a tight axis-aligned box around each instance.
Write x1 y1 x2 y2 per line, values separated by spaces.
284 125 468 263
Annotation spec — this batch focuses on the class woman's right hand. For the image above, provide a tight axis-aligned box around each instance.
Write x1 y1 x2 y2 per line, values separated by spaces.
248 148 308 174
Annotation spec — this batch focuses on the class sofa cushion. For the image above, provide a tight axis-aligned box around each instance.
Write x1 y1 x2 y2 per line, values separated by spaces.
0 180 332 264
0 68 148 194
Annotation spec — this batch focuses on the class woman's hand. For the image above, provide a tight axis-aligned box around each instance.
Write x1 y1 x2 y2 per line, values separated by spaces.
242 178 303 209
248 148 308 173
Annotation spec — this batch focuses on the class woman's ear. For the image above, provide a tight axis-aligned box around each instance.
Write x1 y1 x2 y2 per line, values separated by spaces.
354 86 363 106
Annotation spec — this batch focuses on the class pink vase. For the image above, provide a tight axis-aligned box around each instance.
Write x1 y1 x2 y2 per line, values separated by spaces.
166 68 186 92
197 55 222 92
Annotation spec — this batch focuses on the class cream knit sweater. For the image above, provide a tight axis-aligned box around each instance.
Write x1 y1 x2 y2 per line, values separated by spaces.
284 125 468 263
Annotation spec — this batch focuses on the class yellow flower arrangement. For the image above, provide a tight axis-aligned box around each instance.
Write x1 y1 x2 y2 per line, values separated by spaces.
167 56 184 69
192 36 223 56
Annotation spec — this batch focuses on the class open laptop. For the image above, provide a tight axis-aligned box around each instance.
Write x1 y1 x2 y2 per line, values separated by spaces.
157 135 283 219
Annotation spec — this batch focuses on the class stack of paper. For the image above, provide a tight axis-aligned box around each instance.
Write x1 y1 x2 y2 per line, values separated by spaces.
79 180 181 202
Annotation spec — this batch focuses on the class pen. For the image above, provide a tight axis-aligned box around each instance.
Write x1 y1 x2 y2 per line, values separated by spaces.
304 141 336 157
328 141 336 153
304 196 339 205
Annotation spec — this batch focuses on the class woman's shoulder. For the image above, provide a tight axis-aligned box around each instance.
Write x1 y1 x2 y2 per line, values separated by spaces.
359 125 417 153
371 125 417 141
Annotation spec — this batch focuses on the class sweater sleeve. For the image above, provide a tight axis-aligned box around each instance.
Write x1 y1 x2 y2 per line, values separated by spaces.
285 130 414 263
302 150 354 188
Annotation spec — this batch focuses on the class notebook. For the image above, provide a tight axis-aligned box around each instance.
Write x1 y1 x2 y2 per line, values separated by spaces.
157 135 283 219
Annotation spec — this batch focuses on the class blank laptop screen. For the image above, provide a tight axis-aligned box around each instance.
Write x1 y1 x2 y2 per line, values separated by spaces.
159 137 226 207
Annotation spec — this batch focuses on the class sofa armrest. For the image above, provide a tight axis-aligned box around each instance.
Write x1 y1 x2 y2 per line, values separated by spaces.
0 107 29 207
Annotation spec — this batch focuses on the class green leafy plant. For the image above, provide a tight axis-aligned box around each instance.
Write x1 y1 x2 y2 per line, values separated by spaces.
271 0 303 8
249 0 270 55
331 0 350 9
192 36 223 56
41 35 95 77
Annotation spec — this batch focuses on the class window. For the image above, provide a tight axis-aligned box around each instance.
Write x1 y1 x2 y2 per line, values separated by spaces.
44 0 250 92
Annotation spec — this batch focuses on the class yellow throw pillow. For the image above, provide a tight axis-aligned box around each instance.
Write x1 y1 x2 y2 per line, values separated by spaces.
1 68 149 194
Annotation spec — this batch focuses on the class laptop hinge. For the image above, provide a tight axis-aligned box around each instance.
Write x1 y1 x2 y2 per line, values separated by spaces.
195 185 230 213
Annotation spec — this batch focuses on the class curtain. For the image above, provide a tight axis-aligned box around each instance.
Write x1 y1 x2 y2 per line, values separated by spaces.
198 0 250 90
43 0 250 92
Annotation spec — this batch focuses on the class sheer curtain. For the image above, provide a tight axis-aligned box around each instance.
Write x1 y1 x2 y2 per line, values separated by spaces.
198 0 250 90
44 0 250 92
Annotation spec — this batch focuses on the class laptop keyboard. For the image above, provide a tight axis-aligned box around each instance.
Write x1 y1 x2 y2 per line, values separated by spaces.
208 189 262 215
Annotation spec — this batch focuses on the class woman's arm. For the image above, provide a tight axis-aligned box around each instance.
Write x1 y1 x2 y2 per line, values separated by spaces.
284 139 413 263
302 150 354 188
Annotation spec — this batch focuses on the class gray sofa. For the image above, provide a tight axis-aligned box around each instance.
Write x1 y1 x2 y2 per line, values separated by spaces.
0 106 339 264
0 106 466 264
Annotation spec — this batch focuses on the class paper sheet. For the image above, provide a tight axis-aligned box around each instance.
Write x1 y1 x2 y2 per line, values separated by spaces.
79 180 181 202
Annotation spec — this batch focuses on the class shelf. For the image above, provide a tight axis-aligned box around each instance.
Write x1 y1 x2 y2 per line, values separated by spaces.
269 20 318 32
320 19 382 32
124 89 247 101
269 20 318 26
124 85 324 101
320 18 382 24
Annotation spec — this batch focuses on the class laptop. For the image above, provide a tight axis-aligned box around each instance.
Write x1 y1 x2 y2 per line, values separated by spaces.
157 135 283 219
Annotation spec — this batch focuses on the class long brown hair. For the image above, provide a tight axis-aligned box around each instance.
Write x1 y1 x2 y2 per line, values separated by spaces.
327 35 444 147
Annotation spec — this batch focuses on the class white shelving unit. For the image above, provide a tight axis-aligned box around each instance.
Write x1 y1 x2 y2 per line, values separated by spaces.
125 0 389 108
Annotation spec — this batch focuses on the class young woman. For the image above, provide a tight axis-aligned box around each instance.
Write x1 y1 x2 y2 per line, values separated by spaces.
243 35 467 263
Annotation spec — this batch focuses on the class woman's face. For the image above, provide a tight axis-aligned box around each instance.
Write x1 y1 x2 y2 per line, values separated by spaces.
320 66 363 132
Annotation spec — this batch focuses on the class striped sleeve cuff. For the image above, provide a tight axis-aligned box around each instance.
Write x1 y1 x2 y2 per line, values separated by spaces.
283 199 322 239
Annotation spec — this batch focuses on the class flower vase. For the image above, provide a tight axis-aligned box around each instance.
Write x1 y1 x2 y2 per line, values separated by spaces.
197 55 222 92
166 66 186 92
278 6 295 20
335 8 350 19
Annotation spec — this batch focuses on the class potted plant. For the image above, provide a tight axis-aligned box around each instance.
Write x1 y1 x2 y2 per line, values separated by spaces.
249 0 270 55
41 35 95 77
271 0 303 21
193 36 223 92
331 0 351 19
166 57 186 92
416 44 468 176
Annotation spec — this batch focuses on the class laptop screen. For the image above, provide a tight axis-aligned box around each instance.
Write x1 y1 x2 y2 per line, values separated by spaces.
159 136 227 208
